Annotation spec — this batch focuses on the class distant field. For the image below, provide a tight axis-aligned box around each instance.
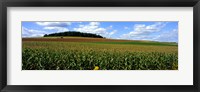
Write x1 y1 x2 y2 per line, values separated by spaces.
22 37 178 70
23 37 178 46
23 37 137 42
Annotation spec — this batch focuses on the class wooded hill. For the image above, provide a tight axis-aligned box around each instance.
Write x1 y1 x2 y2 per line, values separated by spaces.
44 31 104 38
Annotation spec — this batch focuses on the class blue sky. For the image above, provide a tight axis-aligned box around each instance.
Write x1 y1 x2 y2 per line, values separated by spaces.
22 21 178 42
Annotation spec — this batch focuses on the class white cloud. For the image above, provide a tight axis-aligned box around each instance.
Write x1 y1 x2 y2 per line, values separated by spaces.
36 22 71 33
22 27 47 37
43 27 69 32
36 22 71 27
89 22 100 26
73 22 116 38
109 30 117 36
120 22 170 41
79 25 85 27
153 29 178 42
107 25 113 30
132 22 167 35
124 26 129 30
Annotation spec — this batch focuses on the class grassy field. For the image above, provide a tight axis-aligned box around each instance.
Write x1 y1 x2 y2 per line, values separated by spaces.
22 37 178 70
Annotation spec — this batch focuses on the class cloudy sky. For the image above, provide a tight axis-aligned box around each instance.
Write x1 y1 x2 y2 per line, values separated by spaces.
22 21 178 42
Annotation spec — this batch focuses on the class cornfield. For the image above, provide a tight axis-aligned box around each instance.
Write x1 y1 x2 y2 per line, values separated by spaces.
22 40 178 70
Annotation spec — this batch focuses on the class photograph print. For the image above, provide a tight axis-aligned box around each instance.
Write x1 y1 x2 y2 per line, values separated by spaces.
22 21 178 70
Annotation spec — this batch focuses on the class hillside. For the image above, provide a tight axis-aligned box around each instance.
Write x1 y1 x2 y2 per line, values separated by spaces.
22 37 177 46
44 31 104 38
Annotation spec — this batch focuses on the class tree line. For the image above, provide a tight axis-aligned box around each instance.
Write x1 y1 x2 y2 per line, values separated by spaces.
44 31 104 38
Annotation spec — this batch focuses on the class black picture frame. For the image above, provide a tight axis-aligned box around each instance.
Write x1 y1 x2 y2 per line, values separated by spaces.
0 0 199 92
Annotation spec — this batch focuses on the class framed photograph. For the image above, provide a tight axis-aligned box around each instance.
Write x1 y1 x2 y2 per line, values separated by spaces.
0 0 199 92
